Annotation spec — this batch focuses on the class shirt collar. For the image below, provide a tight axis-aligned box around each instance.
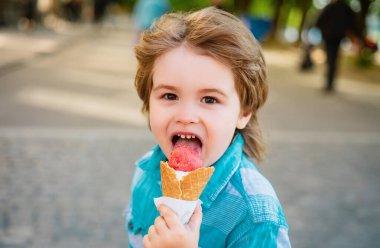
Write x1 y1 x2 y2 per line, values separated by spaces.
200 133 244 208
140 145 166 174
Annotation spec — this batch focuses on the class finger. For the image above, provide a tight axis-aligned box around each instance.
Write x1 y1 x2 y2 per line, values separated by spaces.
142 235 151 248
154 216 169 234
188 202 203 231
157 204 181 229
148 225 158 237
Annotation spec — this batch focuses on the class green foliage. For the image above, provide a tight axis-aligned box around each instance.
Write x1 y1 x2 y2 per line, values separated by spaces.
249 0 275 18
119 0 137 6
117 0 211 12
356 47 375 68
278 1 293 29
169 0 211 11
118 0 137 11
287 7 302 28
369 0 380 14
219 0 236 13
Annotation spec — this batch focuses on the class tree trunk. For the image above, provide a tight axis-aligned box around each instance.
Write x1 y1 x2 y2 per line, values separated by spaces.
268 0 284 40
234 0 251 13
358 0 370 39
296 0 312 45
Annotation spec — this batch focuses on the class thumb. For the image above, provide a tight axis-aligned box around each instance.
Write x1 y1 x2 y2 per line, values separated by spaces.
187 202 202 231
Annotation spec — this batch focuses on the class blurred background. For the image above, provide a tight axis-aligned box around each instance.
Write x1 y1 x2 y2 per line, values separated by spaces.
0 0 379 247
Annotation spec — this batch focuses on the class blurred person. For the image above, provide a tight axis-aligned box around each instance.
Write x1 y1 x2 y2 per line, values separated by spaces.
0 0 6 26
93 0 108 23
299 43 314 71
62 0 82 22
316 0 361 92
299 26 322 71
125 7 290 248
133 0 169 42
18 0 37 31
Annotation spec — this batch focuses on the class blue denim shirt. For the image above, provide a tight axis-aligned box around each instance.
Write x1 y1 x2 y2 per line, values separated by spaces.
125 133 291 247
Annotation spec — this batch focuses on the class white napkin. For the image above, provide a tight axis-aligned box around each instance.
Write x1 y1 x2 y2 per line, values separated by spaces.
154 197 200 224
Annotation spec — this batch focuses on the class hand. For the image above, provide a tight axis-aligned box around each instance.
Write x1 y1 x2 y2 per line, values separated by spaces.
142 203 202 248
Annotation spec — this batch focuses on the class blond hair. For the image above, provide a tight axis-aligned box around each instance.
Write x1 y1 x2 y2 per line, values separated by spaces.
134 7 268 163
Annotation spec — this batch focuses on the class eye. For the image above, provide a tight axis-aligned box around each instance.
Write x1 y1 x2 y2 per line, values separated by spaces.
163 93 178 101
202 96 217 104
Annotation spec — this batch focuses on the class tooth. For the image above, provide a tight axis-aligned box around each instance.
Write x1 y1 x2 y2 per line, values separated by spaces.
186 135 192 139
192 135 195 139
181 135 185 139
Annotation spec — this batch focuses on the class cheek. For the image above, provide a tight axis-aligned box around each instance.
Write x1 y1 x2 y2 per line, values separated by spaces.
149 104 169 137
148 98 160 123
149 110 161 132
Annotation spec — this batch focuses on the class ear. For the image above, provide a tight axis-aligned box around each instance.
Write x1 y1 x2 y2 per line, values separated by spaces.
236 110 252 129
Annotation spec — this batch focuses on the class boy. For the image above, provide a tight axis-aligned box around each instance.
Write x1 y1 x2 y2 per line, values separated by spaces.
126 7 290 247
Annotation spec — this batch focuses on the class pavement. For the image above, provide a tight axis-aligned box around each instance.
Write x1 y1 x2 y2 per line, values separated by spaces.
0 15 380 248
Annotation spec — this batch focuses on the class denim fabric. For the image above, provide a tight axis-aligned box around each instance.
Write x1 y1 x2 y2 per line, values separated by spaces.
125 133 291 247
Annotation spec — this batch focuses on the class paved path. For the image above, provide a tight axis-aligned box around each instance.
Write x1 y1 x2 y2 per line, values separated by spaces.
0 16 379 248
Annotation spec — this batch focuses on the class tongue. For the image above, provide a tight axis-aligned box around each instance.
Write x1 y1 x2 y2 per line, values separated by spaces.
174 138 202 155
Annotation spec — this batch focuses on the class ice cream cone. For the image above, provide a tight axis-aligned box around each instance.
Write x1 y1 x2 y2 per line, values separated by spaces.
160 161 214 201
160 161 182 199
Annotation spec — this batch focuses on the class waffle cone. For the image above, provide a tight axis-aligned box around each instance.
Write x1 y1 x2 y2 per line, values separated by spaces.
160 161 182 199
160 161 214 201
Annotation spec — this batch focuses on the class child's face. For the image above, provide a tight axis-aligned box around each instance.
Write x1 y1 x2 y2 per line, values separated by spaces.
149 45 251 167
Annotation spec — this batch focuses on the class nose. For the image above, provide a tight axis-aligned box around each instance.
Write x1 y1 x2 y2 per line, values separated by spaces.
174 102 199 125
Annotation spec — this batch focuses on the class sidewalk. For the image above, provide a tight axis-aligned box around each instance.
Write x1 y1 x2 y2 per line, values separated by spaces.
0 25 85 74
264 48 380 107
0 14 135 76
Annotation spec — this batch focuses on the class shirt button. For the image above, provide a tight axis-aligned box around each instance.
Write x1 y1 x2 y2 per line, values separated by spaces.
128 222 134 230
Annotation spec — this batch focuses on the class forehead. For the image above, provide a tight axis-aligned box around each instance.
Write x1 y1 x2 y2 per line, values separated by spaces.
152 45 235 91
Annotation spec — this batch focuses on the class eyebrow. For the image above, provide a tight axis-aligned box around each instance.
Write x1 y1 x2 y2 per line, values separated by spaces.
151 84 177 92
199 88 228 98
152 84 228 97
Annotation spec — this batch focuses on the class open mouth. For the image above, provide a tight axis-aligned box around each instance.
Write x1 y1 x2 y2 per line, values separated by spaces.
172 134 202 155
